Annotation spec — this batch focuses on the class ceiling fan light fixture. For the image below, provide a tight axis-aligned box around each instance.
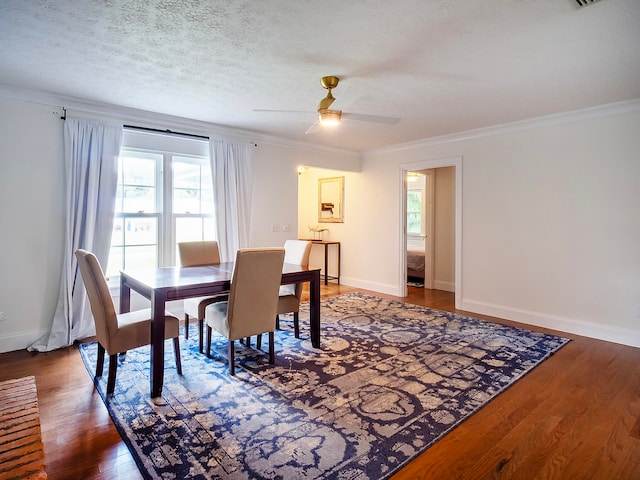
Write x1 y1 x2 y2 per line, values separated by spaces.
318 109 342 126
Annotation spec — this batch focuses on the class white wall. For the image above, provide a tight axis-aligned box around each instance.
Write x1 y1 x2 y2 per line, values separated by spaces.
433 166 455 291
0 98 65 351
250 143 359 248
0 96 359 352
361 104 640 347
298 165 404 294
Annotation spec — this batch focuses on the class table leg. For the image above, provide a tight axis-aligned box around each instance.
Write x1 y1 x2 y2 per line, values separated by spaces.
150 291 166 397
323 243 329 286
336 243 340 285
310 269 321 348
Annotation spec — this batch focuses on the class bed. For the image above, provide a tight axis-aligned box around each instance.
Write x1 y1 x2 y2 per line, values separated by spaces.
407 249 425 280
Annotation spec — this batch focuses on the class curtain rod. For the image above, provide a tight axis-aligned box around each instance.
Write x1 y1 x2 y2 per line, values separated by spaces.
60 108 257 146
123 124 210 140
124 125 257 146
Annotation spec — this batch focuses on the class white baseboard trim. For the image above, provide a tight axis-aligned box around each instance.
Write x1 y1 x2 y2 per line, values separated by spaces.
340 277 404 297
460 298 640 349
0 329 48 353
433 280 455 293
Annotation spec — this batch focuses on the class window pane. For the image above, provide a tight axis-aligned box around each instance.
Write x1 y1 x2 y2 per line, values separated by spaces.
173 158 212 215
175 217 216 255
123 155 157 186
173 161 200 189
118 152 160 213
407 213 422 234
407 191 422 212
110 218 124 247
124 245 157 270
123 185 155 213
407 190 423 234
175 216 215 261
105 246 123 279
203 217 216 239
124 217 157 246
174 188 201 214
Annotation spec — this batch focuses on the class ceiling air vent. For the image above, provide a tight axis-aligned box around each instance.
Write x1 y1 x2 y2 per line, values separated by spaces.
575 0 602 7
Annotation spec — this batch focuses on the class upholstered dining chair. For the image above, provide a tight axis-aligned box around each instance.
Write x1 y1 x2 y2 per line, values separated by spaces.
178 241 222 352
75 249 182 394
276 239 312 338
204 248 285 375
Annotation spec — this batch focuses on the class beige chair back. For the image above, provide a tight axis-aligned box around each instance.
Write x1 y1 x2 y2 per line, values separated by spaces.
226 248 285 340
281 240 312 298
283 239 312 267
75 249 117 352
178 241 221 266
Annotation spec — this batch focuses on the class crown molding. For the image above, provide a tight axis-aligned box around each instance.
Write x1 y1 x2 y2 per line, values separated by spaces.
365 98 640 155
5 83 637 158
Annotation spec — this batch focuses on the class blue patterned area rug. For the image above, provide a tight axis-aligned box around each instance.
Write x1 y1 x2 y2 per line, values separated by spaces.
78 292 569 480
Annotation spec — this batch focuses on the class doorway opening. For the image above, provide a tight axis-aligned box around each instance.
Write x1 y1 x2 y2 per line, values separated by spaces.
406 169 434 289
400 156 462 308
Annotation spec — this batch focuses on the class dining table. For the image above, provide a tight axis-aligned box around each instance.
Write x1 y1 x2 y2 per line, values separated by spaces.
119 261 322 397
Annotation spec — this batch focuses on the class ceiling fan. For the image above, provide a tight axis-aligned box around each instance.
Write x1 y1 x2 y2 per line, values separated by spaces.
254 76 400 134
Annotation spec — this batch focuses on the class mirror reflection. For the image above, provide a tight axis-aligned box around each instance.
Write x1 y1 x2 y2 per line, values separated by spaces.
318 176 344 223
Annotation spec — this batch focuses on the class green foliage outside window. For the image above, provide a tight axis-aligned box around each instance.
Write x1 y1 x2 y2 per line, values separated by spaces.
407 190 422 234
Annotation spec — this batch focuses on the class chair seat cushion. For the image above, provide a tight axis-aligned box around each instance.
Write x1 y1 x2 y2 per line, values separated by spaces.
205 301 230 337
109 309 180 354
279 284 296 296
277 294 300 315
184 295 228 319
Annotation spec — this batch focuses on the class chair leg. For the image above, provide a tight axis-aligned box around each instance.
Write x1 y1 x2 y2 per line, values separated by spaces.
96 344 105 377
228 340 235 375
198 319 204 353
294 312 300 338
275 314 280 330
106 354 118 394
256 333 262 350
268 332 275 365
184 314 190 339
206 326 212 357
245 337 251 347
173 337 182 375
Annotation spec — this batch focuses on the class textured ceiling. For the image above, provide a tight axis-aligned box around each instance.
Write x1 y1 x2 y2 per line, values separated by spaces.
1 0 639 151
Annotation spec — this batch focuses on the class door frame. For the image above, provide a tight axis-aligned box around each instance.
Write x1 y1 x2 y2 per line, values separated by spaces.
423 169 435 289
399 156 463 308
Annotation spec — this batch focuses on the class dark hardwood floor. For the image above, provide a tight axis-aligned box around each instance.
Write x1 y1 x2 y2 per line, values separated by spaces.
1 285 639 479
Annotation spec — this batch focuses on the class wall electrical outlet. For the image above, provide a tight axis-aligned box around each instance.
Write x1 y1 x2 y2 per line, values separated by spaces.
271 224 281 232
282 224 291 232
0 311 6 321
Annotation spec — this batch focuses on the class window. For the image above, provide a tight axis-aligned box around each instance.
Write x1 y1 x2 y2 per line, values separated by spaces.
105 131 214 281
407 172 426 236
407 189 423 235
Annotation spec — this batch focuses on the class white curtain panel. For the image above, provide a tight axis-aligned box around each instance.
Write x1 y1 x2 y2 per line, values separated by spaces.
209 139 253 262
29 118 122 352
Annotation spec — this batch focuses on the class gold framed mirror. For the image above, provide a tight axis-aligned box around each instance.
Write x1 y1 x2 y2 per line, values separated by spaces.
318 176 344 223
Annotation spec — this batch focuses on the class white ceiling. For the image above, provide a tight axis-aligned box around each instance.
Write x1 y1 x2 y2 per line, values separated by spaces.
1 0 639 151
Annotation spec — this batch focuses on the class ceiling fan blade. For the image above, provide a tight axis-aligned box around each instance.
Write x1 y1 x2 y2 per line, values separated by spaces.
342 112 400 125
304 121 322 134
327 84 352 111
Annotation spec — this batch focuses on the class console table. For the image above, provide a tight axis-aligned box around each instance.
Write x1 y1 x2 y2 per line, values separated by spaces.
300 239 341 285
